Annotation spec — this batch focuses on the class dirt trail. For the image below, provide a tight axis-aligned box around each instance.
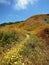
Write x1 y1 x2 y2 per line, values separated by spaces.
1 34 30 62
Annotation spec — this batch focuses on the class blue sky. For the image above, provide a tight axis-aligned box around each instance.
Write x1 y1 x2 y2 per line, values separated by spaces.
0 0 49 23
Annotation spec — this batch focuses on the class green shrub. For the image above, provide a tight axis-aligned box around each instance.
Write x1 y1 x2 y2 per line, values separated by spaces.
0 32 18 47
44 19 49 24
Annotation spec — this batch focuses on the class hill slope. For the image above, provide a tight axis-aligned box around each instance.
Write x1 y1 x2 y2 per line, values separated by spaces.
0 14 49 65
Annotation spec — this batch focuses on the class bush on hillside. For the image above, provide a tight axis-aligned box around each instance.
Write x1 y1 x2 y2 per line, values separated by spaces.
44 19 49 24
0 32 18 47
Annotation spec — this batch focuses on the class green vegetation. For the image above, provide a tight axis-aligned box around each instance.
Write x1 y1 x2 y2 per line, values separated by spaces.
0 32 18 54
0 21 24 27
44 18 49 24
0 32 18 45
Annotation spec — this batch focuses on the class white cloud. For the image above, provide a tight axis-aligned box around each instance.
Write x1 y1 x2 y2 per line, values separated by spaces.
0 0 10 5
0 0 39 9
14 0 39 10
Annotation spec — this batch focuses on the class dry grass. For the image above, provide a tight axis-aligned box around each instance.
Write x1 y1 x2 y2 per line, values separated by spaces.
0 14 49 65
